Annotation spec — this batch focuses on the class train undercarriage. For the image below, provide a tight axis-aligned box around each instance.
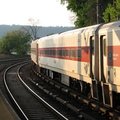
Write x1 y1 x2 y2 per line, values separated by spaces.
32 63 120 110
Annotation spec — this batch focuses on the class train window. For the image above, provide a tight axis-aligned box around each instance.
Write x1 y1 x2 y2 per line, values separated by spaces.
90 36 94 55
52 49 53 56
69 49 71 57
100 36 106 56
46 50 48 55
51 50 53 56
59 49 61 56
60 49 62 56
40 50 42 55
42 50 44 55
62 49 65 57
47 49 49 55
45 50 46 55
92 40 94 55
55 49 57 56
71 49 75 58
61 49 63 57
47 50 49 55
58 49 60 56
52 49 55 56
53 49 55 56
56 49 58 56
74 49 77 58
78 48 81 59
103 38 106 56
40 50 43 55
66 49 69 57
50 50 52 56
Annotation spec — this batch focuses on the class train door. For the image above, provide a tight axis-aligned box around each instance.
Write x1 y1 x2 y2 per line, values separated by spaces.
100 35 107 82
100 35 112 106
90 36 94 79
90 36 99 99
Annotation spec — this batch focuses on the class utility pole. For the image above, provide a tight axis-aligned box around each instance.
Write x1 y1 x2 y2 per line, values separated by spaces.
97 0 100 24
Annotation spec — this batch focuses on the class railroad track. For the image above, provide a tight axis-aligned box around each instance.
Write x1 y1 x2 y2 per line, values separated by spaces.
3 62 74 120
29 65 120 120
0 58 29 98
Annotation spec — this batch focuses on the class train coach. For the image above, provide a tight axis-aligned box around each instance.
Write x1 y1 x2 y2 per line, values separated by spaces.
31 20 120 109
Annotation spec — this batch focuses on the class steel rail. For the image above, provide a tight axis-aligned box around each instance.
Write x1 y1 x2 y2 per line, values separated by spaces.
17 63 68 120
3 62 29 120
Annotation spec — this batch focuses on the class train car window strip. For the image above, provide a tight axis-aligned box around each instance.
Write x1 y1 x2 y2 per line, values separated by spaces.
38 46 90 62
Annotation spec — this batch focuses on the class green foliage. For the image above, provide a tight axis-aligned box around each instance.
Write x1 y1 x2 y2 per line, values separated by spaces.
103 0 120 22
60 0 113 28
0 30 31 55
66 0 91 27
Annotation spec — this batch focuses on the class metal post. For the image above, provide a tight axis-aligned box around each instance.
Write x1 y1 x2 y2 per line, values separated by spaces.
97 0 99 24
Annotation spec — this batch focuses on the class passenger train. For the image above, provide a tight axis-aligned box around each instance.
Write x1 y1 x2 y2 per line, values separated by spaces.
31 20 120 108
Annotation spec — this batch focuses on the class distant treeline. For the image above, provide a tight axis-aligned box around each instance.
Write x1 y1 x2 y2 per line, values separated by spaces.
0 25 75 38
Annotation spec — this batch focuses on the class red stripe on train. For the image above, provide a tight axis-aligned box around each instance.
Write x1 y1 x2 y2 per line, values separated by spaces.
108 46 120 66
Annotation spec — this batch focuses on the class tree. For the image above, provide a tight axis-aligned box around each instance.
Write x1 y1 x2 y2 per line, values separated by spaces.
103 0 120 22
0 30 31 55
60 0 113 28
21 18 40 40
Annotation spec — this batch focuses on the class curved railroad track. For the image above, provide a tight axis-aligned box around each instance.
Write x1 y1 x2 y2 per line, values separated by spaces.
3 62 75 120
0 58 28 99
2 59 120 120
29 64 120 120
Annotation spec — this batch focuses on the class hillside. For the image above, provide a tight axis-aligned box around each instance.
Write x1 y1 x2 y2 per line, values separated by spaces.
0 25 75 38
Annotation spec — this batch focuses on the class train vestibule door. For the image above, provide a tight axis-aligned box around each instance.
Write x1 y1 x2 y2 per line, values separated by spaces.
90 36 94 79
100 35 107 82
100 35 111 106
90 36 99 99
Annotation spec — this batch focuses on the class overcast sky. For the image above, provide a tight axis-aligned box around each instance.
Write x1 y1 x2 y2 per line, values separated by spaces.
0 0 75 26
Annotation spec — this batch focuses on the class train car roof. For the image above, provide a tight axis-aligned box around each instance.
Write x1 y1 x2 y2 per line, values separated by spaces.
38 34 59 42
36 23 101 43
58 24 100 36
99 20 120 32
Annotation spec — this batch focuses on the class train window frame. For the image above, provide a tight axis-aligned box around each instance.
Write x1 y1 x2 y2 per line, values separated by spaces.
44 50 45 55
57 49 60 57
47 49 50 56
77 48 81 59
55 49 57 56
62 49 65 57
100 35 106 56
71 49 75 58
75 49 77 58
69 49 71 57
66 49 69 57
41 50 43 55
103 38 106 56
90 36 94 55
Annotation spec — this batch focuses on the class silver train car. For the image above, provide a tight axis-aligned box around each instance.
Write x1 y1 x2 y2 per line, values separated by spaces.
31 20 120 108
